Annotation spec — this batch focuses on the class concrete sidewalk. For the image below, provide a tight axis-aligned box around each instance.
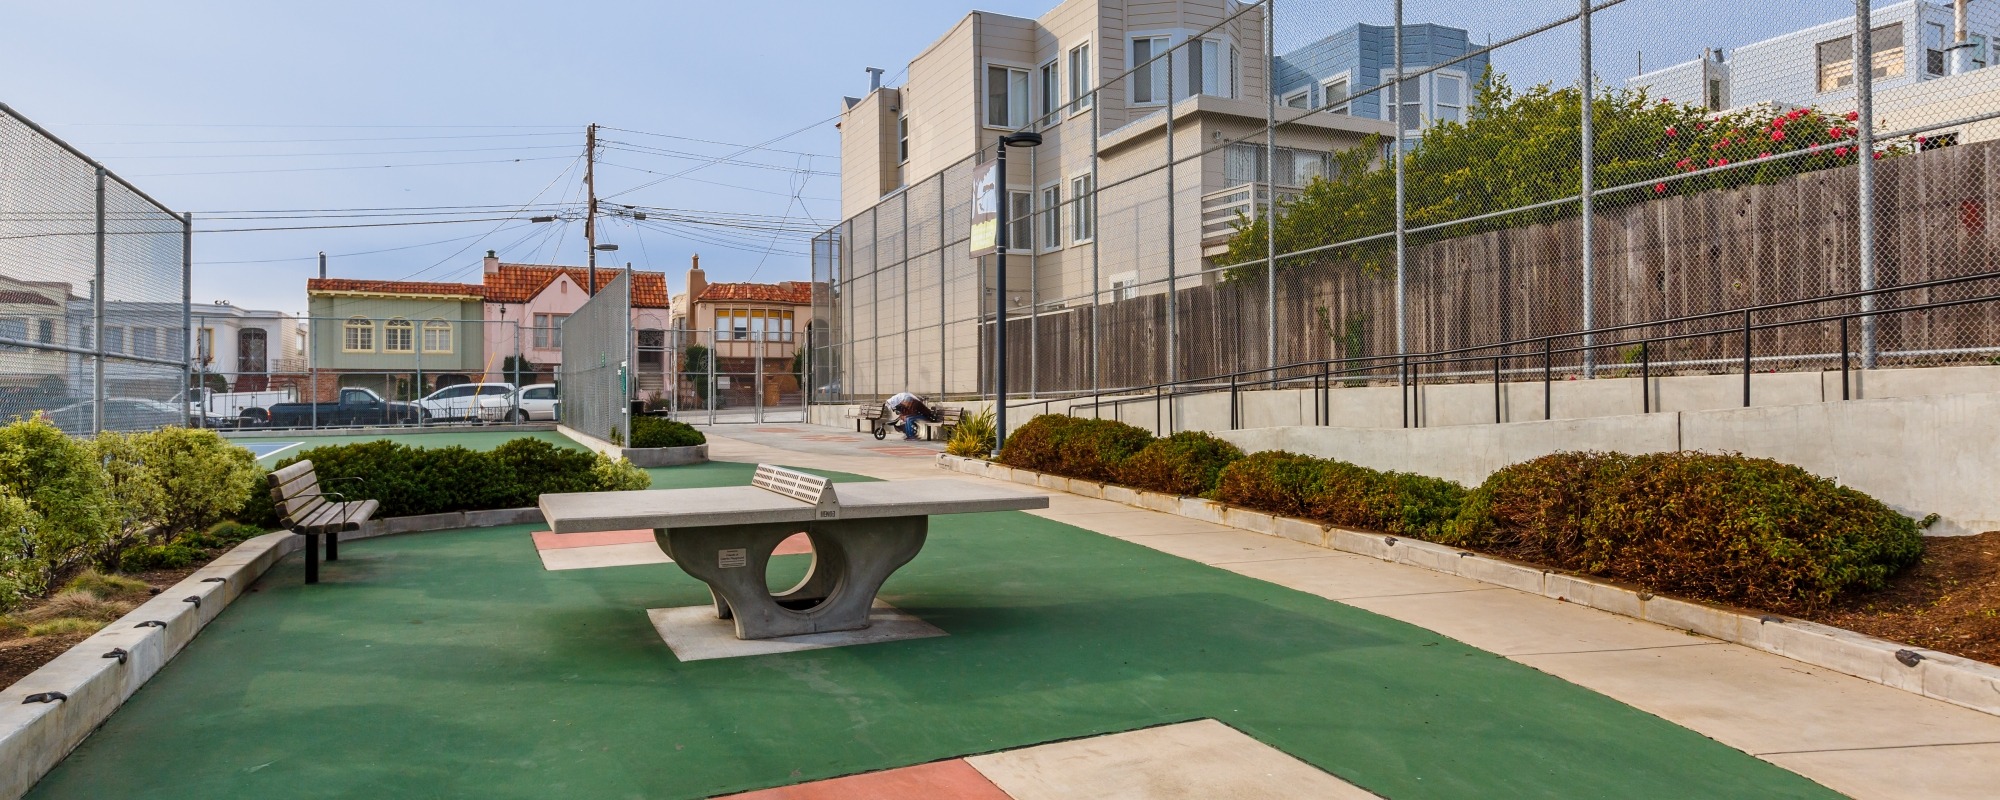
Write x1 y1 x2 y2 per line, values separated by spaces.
698 424 2000 800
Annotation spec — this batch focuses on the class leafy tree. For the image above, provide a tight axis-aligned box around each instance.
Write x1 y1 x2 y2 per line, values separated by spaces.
1220 72 1910 280
683 344 713 406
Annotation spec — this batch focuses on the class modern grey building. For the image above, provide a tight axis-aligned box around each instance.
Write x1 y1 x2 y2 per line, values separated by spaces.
1274 23 1492 138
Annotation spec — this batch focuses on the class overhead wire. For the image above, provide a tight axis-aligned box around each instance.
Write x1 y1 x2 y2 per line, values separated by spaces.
601 112 842 200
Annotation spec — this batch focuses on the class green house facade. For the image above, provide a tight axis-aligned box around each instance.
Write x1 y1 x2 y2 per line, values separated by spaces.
305 279 488 400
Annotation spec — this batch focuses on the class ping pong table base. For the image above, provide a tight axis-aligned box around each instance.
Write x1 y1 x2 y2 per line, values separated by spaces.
656 517 928 640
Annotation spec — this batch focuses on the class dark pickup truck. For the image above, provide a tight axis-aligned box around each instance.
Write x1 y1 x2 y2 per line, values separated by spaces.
247 387 422 428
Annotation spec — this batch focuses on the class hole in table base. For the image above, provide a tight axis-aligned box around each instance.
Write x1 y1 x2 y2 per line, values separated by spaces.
769 533 825 612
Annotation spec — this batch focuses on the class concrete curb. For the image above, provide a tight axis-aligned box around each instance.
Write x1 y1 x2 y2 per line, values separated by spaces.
621 444 709 467
0 506 548 800
938 454 2000 719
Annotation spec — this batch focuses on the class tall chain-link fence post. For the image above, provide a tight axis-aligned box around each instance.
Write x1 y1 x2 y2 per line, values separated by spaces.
1090 100 1102 395
1265 0 1278 374
1165 48 1178 384
1580 0 1597 378
1855 0 1878 369
92 166 107 436
1393 1 1408 381
182 213 193 427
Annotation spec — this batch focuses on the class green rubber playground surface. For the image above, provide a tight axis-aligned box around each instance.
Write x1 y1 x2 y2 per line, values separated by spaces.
26 450 1838 799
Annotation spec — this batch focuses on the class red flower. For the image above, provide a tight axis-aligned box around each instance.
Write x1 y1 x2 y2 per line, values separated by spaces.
1697 122 1709 131
1773 117 1787 129
1675 158 1692 169
1654 183 1667 193
1760 152 1772 159
1845 111 1859 121
1665 126 1678 136
1772 129 1786 141
1834 146 1851 157
1717 158 1730 166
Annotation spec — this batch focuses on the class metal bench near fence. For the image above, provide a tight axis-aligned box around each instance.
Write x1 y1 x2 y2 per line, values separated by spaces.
267 460 380 584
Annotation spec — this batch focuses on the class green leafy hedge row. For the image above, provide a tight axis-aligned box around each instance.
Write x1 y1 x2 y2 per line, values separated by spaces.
630 416 706 449
262 438 650 520
995 414 1924 610
0 418 261 610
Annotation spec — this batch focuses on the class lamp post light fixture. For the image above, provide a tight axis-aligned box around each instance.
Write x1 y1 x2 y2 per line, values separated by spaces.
993 130 1043 456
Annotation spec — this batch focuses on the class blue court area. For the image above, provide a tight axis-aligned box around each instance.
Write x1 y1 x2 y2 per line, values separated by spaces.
235 441 302 463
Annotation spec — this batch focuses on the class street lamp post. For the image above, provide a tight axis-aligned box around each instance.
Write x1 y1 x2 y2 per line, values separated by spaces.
993 131 1042 456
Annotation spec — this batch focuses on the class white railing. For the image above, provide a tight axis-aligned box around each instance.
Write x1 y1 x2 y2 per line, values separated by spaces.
1199 182 1299 258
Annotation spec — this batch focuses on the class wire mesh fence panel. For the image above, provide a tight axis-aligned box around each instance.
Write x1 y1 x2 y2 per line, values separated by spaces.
559 270 631 445
809 0 2000 425
0 103 186 436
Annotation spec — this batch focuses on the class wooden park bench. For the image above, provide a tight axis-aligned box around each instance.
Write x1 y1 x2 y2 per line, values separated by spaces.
540 464 1046 640
916 406 964 441
845 402 888 438
267 460 380 584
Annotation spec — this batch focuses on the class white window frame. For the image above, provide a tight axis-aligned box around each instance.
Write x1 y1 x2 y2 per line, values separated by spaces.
1069 172 1095 244
985 62 1031 129
1320 72 1353 114
342 317 374 353
1007 189 1033 251
1281 87 1311 110
1129 34 1171 106
896 114 909 164
422 319 453 354
1973 33 1990 69
1037 182 1062 252
1189 36 1236 99
1431 69 1468 125
1038 57 1061 123
1108 271 1139 301
383 317 414 353
1068 41 1094 115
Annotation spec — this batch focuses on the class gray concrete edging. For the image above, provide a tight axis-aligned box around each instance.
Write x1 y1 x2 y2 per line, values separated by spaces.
621 444 708 467
936 454 2000 719
0 505 547 800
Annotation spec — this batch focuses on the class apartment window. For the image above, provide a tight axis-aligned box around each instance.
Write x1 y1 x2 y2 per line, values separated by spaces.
533 313 566 348
1386 76 1420 133
1974 34 1990 69
342 317 373 353
1188 38 1233 98
1070 173 1096 242
1068 42 1093 112
1225 143 1265 184
383 318 413 353
197 327 213 360
1323 76 1351 114
1109 272 1138 301
1434 73 1465 124
1039 59 1060 119
1708 78 1724 111
1007 189 1032 250
38 319 55 345
896 115 909 163
1038 183 1061 250
134 326 158 358
986 65 1029 128
1928 22 1948 75
1818 24 1906 92
1130 36 1169 105
423 319 453 354
0 319 23 341
1282 88 1310 109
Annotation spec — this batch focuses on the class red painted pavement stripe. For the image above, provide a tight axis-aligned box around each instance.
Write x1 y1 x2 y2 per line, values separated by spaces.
717 759 1011 800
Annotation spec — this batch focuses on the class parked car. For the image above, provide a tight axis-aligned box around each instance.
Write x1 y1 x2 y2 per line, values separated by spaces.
414 382 516 422
476 383 558 422
248 387 421 428
42 398 188 433
180 386 293 426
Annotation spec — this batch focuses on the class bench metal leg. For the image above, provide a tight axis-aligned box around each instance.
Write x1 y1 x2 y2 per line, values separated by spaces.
656 517 927 640
304 533 320 584
325 530 339 562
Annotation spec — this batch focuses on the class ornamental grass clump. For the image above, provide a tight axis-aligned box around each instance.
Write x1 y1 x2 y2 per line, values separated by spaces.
1116 431 1245 496
1441 451 1925 611
945 407 998 458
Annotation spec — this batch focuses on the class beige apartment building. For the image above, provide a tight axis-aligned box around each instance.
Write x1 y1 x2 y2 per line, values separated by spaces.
833 0 1393 396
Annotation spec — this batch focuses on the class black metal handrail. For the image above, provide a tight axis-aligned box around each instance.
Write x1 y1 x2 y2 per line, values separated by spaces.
1003 268 2000 432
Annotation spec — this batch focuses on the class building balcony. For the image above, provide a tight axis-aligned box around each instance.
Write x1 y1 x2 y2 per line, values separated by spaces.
1200 182 1300 258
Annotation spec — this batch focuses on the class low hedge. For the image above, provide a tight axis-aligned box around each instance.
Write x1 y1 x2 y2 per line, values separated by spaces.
1213 451 1466 539
999 414 1155 483
1117 431 1245 496
1441 451 1924 611
271 437 650 518
631 416 705 449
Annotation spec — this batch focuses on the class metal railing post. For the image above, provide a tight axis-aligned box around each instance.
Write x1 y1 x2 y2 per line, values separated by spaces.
1742 308 1753 407
1229 373 1238 430
1640 341 1651 413
1542 337 1553 420
1841 316 1852 400
1493 356 1502 423
1400 355 1410 429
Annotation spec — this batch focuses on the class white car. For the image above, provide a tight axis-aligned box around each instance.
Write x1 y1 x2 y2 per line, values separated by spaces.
414 382 515 422
477 383 558 422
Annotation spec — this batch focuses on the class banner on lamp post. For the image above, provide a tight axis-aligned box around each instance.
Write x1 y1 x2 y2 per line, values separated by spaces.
968 158 1000 257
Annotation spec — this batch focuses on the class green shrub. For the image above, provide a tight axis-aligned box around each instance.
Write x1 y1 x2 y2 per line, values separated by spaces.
182 521 269 550
996 414 1081 474
1442 451 1925 610
1214 451 1467 539
274 437 649 518
118 542 202 573
0 416 111 602
95 427 260 539
630 416 706 449
234 471 280 529
1052 419 1155 483
945 407 997 458
1117 431 1245 496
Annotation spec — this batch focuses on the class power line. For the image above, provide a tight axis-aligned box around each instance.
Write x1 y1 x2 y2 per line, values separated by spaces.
600 141 839 176
602 112 841 200
0 216 535 241
597 125 837 160
126 155 573 177
94 144 583 159
193 226 536 265
77 132 574 145
597 161 837 202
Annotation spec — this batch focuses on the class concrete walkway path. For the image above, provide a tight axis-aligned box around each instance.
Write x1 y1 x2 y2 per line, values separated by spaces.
696 423 2000 800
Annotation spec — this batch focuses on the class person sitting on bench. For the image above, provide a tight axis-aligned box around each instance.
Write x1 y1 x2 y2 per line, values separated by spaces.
885 391 937 441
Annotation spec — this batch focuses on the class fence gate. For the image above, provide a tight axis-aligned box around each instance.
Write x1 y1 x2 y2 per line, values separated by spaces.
665 329 808 424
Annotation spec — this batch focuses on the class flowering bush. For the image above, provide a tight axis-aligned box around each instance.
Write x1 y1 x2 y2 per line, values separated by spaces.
1221 73 1914 278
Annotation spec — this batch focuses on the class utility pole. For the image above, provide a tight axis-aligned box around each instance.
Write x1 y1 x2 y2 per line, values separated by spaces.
586 122 599 294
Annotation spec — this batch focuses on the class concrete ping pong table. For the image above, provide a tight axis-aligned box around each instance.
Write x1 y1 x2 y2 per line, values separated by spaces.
539 464 1049 640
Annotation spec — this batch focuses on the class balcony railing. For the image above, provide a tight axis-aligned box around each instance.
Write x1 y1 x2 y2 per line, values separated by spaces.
1199 182 1299 258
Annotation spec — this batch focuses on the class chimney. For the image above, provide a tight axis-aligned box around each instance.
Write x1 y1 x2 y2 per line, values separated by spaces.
317 251 326 280
866 67 885 92
483 250 500 275
687 253 707 303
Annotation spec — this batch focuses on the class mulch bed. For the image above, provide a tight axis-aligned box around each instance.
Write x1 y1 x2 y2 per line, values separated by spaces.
0 561 212 691
1808 531 2000 665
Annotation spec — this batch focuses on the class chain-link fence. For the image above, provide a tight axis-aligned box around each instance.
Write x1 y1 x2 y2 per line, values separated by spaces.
559 270 632 445
814 0 2000 413
0 102 189 436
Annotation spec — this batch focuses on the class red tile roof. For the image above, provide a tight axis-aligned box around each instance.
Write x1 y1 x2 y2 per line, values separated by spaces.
697 280 813 305
482 263 670 308
306 278 484 297
0 290 59 306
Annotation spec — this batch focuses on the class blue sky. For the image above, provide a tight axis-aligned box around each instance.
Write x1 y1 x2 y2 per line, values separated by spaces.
3 0 1875 314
